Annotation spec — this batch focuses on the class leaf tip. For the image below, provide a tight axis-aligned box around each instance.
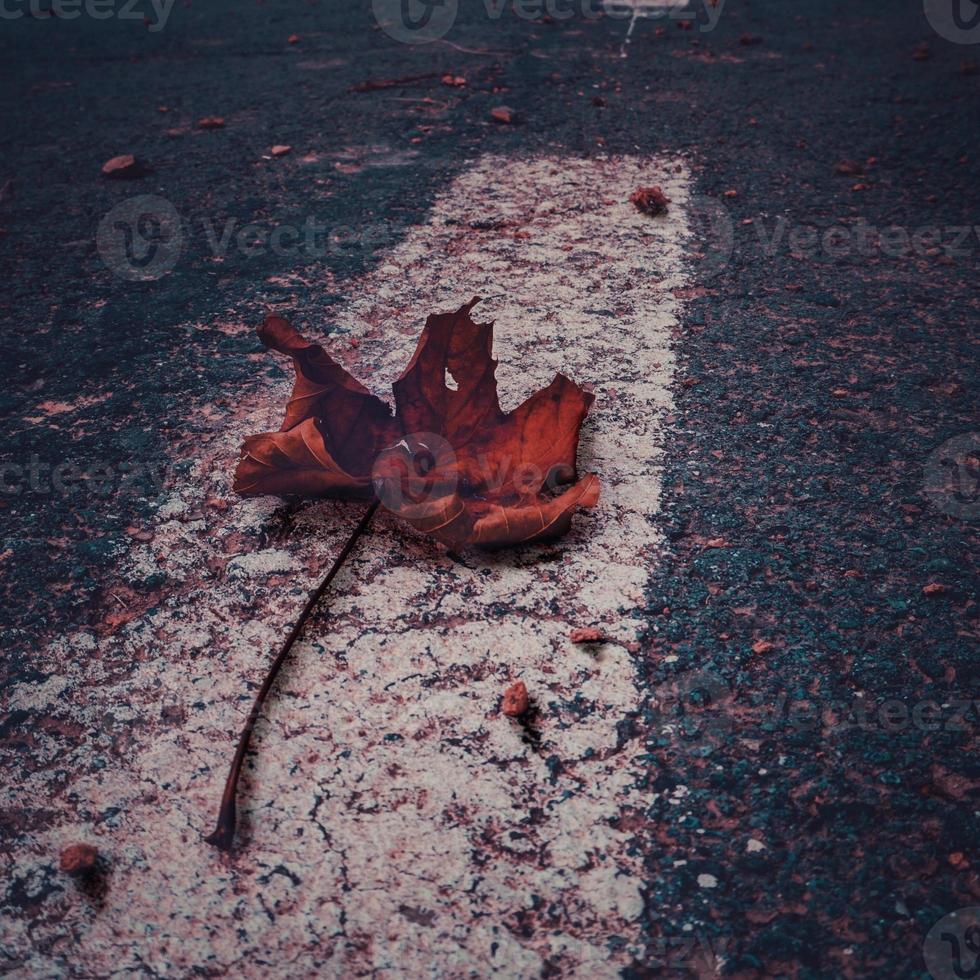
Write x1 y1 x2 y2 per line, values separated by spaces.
258 313 307 354
581 473 601 508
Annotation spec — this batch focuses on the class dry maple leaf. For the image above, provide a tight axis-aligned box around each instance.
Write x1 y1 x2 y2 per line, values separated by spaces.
209 299 599 851
234 297 600 549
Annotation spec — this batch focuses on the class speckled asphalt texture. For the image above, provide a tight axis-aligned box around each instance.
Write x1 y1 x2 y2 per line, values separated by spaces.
1 0 978 977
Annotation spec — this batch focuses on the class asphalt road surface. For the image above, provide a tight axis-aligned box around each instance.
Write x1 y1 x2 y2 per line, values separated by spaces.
0 0 978 977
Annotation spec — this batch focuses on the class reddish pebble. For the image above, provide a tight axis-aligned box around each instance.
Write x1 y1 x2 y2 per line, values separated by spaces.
752 640 774 655
570 627 606 644
197 116 226 130
501 681 529 717
629 185 669 216
270 145 292 157
490 106 515 124
922 582 948 596
101 155 145 180
59 843 98 876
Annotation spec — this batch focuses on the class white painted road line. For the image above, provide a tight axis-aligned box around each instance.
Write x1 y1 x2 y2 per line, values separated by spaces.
5 155 692 976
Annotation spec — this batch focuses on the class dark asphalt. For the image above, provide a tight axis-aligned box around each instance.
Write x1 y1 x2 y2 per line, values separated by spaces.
1 0 978 976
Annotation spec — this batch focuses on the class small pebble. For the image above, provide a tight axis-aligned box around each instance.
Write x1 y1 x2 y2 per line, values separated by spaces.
501 681 529 717
59 843 98 876
101 155 145 180
570 627 605 644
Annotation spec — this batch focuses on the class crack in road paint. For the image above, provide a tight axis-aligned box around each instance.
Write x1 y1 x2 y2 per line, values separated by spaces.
1 154 692 976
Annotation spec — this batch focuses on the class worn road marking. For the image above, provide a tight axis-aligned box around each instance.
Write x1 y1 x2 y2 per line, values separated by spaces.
4 155 691 976
604 0 689 56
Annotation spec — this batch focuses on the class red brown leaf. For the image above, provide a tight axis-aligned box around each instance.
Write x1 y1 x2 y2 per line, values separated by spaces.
235 419 373 499
235 300 600 549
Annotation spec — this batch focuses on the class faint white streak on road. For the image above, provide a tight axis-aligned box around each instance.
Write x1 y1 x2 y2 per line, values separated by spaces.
604 0 690 57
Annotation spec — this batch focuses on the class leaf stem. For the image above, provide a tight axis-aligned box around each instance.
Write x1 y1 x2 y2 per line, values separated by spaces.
205 500 379 852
